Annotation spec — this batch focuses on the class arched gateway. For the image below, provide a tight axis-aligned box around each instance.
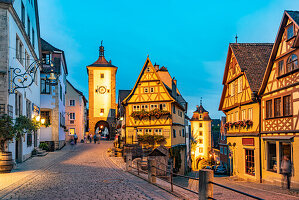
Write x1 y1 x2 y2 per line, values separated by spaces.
95 120 110 140
87 42 117 139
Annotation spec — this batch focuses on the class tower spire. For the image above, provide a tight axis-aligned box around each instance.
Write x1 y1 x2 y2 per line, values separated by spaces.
200 97 202 106
99 40 104 57
235 34 238 43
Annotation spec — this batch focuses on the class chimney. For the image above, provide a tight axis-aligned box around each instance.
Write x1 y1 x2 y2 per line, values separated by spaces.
154 63 159 71
172 77 177 100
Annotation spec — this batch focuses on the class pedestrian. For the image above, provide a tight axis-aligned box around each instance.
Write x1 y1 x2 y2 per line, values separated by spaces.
74 133 78 144
70 138 75 150
281 155 292 189
93 134 97 144
88 134 92 143
84 135 87 143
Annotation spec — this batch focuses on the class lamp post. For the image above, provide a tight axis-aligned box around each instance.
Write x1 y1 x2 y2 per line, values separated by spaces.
9 58 60 94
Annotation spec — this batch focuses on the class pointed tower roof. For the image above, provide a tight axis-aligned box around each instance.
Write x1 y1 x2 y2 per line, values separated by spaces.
88 41 117 68
190 102 211 121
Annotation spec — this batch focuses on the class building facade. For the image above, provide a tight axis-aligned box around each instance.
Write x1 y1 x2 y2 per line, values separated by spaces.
258 11 299 187
122 58 188 174
87 43 117 139
219 116 230 172
40 38 68 150
0 0 41 162
190 104 212 170
219 43 273 181
65 80 87 142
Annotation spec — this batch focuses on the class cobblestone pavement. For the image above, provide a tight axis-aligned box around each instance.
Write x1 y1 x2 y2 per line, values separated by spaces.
0 142 179 200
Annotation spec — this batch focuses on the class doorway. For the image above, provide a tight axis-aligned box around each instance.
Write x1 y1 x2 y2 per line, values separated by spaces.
95 121 110 140
15 139 22 163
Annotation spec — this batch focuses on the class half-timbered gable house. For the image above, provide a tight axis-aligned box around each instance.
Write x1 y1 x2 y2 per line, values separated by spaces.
258 10 299 187
122 57 187 174
219 43 273 181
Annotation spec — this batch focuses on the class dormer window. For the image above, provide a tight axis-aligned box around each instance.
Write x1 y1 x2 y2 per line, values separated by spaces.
287 25 294 40
200 114 202 119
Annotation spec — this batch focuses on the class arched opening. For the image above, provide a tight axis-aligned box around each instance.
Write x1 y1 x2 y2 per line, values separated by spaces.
95 121 110 140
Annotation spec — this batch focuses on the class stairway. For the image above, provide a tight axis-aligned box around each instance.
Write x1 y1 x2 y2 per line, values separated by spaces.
32 147 48 157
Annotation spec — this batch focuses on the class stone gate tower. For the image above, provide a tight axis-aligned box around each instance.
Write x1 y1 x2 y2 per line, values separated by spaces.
87 43 117 138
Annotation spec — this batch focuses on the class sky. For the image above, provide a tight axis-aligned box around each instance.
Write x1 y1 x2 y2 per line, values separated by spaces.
38 0 299 119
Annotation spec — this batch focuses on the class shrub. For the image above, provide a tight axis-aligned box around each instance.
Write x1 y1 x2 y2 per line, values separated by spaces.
39 143 49 151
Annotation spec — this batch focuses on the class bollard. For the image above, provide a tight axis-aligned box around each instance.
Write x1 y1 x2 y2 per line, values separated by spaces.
198 169 213 200
126 153 132 172
151 159 156 183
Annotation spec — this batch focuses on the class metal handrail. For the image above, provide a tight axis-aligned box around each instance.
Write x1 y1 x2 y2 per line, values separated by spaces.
209 181 264 200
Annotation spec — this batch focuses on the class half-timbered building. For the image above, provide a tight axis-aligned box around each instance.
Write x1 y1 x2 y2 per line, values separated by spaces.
258 10 299 187
122 57 188 174
219 43 273 181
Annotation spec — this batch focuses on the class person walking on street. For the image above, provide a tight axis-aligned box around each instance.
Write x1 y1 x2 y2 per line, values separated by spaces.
88 134 92 143
74 133 78 144
70 138 75 150
281 155 292 189
93 134 97 144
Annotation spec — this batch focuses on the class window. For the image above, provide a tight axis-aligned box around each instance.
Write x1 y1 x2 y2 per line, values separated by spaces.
26 99 31 119
199 131 203 136
27 16 30 39
199 123 202 128
286 54 298 73
150 104 158 110
133 105 140 111
146 67 150 72
136 129 143 135
25 51 30 70
100 108 104 113
69 128 75 135
278 60 284 76
248 108 253 121
8 105 13 118
235 111 239 121
15 92 22 117
60 85 62 100
230 82 235 96
154 129 162 135
173 105 176 114
274 98 281 117
287 25 294 40
42 53 50 64
144 87 149 93
100 73 104 78
283 95 291 116
182 129 185 137
16 36 24 65
145 129 152 134
266 100 272 118
173 129 176 138
69 113 75 120
241 110 246 121
141 105 148 111
70 100 75 106
245 149 255 176
199 147 203 153
238 78 242 93
21 1 25 26
70 120 74 124
41 111 50 125
179 130 181 136
41 79 50 94
220 146 223 154
27 133 32 147
198 139 203 144
268 142 277 172
32 28 35 47
159 103 166 110
150 87 154 93
224 147 227 155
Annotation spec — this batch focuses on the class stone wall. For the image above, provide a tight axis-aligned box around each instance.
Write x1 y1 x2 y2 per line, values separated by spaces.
0 8 8 107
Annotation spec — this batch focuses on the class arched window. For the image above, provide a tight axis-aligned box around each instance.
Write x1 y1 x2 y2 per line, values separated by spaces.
286 54 298 73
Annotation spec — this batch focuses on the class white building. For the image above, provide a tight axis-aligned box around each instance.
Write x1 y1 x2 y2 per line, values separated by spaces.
0 0 41 162
40 38 68 151
65 80 87 142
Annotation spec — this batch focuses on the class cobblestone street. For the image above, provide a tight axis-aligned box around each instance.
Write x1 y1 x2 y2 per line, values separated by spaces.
0 142 178 200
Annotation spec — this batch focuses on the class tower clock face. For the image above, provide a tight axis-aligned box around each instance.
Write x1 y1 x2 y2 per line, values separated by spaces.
96 86 107 94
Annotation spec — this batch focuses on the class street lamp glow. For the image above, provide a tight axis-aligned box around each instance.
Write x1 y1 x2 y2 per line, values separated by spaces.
36 116 40 122
100 113 103 116
41 118 45 125
120 117 124 121
100 125 103 129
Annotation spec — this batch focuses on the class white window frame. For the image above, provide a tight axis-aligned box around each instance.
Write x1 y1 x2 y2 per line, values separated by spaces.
141 105 148 111
248 108 253 121
70 100 75 106
150 87 154 93
238 78 243 93
150 104 158 110
69 113 75 120
241 110 246 121
154 129 162 135
144 87 149 93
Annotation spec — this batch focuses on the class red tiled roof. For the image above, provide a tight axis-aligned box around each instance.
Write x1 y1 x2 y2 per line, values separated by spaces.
230 43 273 92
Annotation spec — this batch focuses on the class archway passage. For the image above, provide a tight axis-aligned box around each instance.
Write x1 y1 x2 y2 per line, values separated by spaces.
95 121 110 140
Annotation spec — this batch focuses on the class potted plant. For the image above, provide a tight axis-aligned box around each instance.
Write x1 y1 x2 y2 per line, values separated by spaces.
0 115 15 173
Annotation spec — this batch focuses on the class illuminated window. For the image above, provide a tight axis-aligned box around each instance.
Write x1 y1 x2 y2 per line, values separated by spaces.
100 109 104 113
100 73 104 78
241 110 246 120
238 78 242 93
278 60 284 76
69 113 75 120
248 108 253 120
141 105 148 111
150 104 158 110
150 87 154 93
154 129 162 135
133 105 140 111
69 128 75 135
286 54 298 73
198 139 203 144
199 147 203 153
245 149 255 176
146 67 151 72
199 131 203 136
144 87 149 93
199 123 202 127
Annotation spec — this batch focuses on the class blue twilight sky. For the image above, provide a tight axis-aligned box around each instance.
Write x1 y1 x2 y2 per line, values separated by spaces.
38 0 299 119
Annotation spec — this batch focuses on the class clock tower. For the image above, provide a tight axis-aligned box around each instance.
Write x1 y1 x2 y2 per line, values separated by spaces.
87 42 117 138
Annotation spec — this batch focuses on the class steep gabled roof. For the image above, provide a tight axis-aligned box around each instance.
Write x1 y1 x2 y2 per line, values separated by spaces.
230 43 273 92
259 10 299 95
66 79 88 105
118 90 131 104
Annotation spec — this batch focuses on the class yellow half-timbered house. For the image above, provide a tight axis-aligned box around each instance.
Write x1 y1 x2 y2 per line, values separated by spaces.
122 57 188 174
258 11 299 187
219 43 273 181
